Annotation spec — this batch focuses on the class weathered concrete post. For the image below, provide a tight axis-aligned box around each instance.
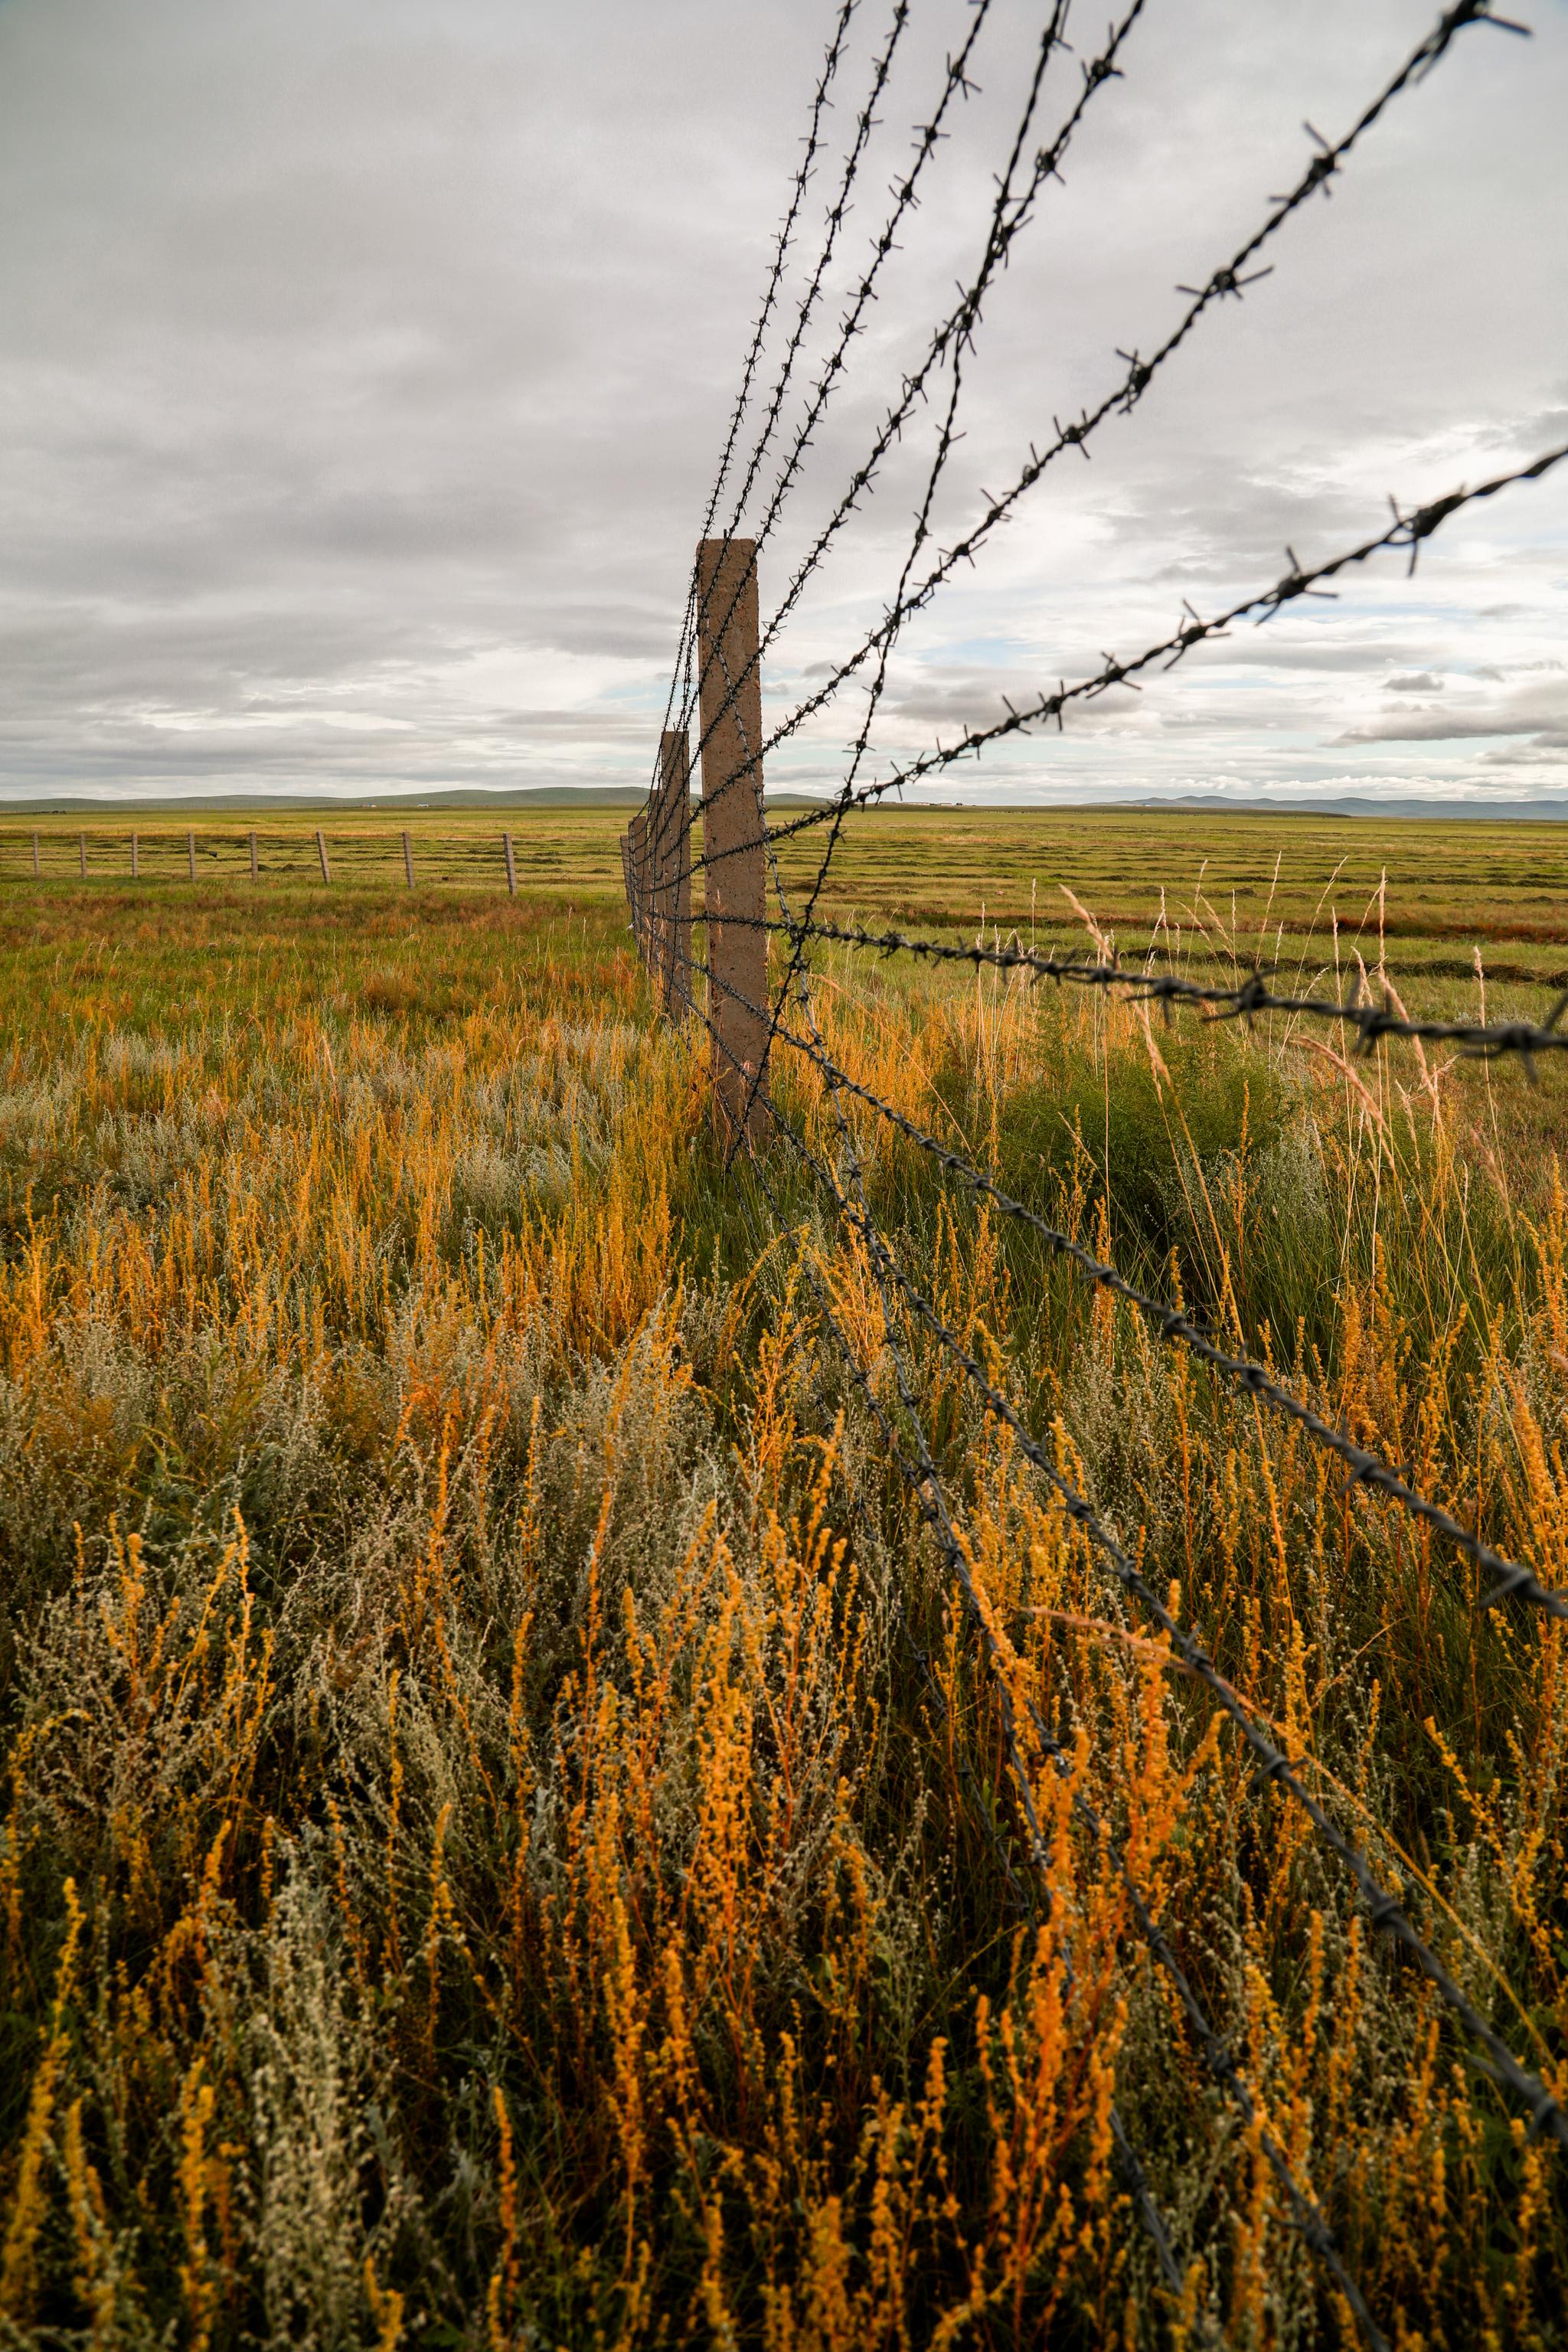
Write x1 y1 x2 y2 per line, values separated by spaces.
131 832 139 880
315 829 331 884
503 832 517 897
188 831 197 883
629 808 648 960
402 831 413 887
655 729 693 1014
250 830 259 881
695 537 769 1142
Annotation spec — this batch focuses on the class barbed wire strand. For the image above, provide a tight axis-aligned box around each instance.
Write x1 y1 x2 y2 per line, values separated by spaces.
645 0 1007 890
727 0 1097 1146
646 0 1064 890
693 913 1568 1076
648 0 864 774
750 1162 1196 2306
678 0 1151 839
710 0 915 556
707 947 1568 1621
652 0 913 830
699 768 1198 2290
760 795 1380 2332
684 0 1527 848
695 921 1337 2328
712 416 1568 1632
672 934 1568 2167
681 435 1568 892
681 929 1393 2337
630 1 1560 2319
769 1106 1383 2344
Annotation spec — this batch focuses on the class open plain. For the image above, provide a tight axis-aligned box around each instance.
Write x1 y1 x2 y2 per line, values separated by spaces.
1 806 1566 2345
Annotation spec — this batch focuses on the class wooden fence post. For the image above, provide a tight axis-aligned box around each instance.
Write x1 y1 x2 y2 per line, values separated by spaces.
403 831 413 887
188 830 197 883
316 829 331 884
695 536 769 1142
78 833 87 878
655 729 693 1013
250 831 259 881
31 832 39 878
503 832 517 897
131 832 139 880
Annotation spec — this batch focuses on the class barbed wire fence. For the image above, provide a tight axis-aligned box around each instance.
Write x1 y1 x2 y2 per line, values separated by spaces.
623 0 1566 2335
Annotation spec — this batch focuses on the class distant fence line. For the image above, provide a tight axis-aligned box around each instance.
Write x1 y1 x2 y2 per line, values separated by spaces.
0 828 527 891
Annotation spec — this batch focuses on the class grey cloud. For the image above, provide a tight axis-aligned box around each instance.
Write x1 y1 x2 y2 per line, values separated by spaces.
1470 658 1563 684
1337 711 1568 745
1335 671 1568 749
1384 671 1443 692
1475 402 1568 454
0 0 1563 802
1197 640 1426 675
882 671 1058 729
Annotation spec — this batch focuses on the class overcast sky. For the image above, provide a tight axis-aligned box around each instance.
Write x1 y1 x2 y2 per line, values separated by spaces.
1 0 1564 807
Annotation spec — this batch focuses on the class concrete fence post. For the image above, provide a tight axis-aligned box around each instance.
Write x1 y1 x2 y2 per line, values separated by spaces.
642 791 665 978
188 830 197 883
31 832 39 878
403 830 413 887
316 829 331 884
695 535 769 1143
78 833 87 879
131 832 139 880
250 830 259 881
503 832 517 897
629 809 648 959
655 729 693 1014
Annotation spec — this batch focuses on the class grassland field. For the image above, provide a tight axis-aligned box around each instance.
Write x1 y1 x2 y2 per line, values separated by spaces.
1 803 1566 2348
9 802 1568 982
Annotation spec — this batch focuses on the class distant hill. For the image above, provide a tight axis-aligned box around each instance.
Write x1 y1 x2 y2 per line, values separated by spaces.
5 787 1563 822
0 786 650 815
1141 794 1568 823
0 786 827 815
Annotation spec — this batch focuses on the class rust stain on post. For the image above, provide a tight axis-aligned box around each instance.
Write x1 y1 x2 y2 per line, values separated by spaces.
696 537 769 1145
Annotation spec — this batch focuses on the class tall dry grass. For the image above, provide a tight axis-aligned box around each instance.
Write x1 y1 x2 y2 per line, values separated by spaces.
0 884 1562 2347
